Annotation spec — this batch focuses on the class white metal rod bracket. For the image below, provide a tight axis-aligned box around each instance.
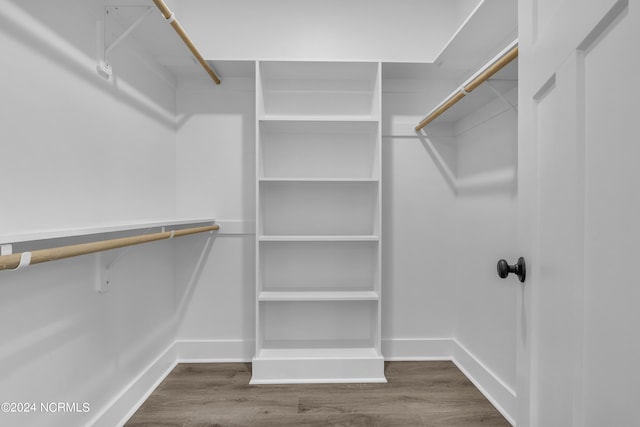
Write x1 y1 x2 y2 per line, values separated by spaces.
94 227 161 292
485 81 518 113
11 252 31 271
96 6 154 79
95 252 110 293
96 246 126 293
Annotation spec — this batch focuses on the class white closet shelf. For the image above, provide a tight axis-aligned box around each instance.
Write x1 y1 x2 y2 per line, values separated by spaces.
259 115 378 122
259 291 379 302
259 177 378 183
435 0 517 73
262 89 374 95
0 218 216 244
259 235 379 242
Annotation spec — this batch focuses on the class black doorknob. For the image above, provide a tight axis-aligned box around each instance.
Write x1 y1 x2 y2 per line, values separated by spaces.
497 257 526 282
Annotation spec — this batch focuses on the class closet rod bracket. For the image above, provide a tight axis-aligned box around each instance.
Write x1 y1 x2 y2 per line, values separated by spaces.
96 6 154 79
485 81 518 113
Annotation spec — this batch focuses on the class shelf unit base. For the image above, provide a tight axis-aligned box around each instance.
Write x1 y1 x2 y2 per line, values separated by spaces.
250 349 385 384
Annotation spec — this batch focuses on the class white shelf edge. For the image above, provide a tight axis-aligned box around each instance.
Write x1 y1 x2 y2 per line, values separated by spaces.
259 177 379 183
256 347 382 360
249 377 386 385
259 291 379 302
262 88 376 94
1 218 217 244
259 235 380 242
259 115 379 122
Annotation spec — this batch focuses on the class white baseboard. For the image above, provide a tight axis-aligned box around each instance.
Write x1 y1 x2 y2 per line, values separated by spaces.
88 342 178 427
94 338 515 427
452 339 516 426
382 338 515 425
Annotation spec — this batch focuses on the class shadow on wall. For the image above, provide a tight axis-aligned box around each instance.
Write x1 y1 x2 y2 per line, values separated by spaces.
416 111 517 198
174 233 217 326
0 1 178 129
172 230 256 346
175 87 257 131
417 131 458 194
173 67 256 226
0 238 177 425
174 61 257 131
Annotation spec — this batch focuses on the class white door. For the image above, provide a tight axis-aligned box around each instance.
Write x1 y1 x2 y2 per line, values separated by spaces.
517 0 640 426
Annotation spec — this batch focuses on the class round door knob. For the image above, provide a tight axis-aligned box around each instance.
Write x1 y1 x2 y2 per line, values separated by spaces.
497 257 526 282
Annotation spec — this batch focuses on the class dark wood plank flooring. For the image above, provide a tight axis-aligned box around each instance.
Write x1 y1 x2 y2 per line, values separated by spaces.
126 361 511 426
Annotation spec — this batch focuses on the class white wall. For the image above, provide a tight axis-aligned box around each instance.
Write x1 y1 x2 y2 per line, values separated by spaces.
172 0 473 62
0 0 176 235
382 74 458 356
0 240 178 427
381 135 458 354
174 71 256 359
453 91 518 416
382 69 518 421
0 1 180 426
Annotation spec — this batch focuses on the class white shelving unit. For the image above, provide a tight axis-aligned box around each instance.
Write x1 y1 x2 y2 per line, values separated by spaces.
252 61 385 384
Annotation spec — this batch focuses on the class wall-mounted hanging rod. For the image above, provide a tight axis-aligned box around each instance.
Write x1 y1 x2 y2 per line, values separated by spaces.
0 224 219 271
415 44 518 132
151 0 221 85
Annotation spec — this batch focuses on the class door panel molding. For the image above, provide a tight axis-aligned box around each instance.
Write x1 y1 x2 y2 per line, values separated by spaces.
529 0 621 92
577 0 629 53
518 0 637 425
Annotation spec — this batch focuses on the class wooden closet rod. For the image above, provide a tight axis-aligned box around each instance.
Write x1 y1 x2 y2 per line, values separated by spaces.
0 224 219 271
415 45 518 132
152 0 221 85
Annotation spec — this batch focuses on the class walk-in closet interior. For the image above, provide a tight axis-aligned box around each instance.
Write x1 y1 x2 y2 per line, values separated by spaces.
2 0 639 426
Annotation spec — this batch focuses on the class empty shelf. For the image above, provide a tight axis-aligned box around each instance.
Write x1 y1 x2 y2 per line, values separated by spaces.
259 291 379 302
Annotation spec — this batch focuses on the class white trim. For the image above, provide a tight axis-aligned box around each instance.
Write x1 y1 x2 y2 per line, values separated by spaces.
452 339 516 426
432 0 485 62
250 377 387 385
382 338 516 425
88 342 177 427
251 354 385 384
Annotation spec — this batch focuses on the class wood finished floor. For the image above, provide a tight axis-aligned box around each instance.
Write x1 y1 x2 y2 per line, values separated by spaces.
125 361 510 427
